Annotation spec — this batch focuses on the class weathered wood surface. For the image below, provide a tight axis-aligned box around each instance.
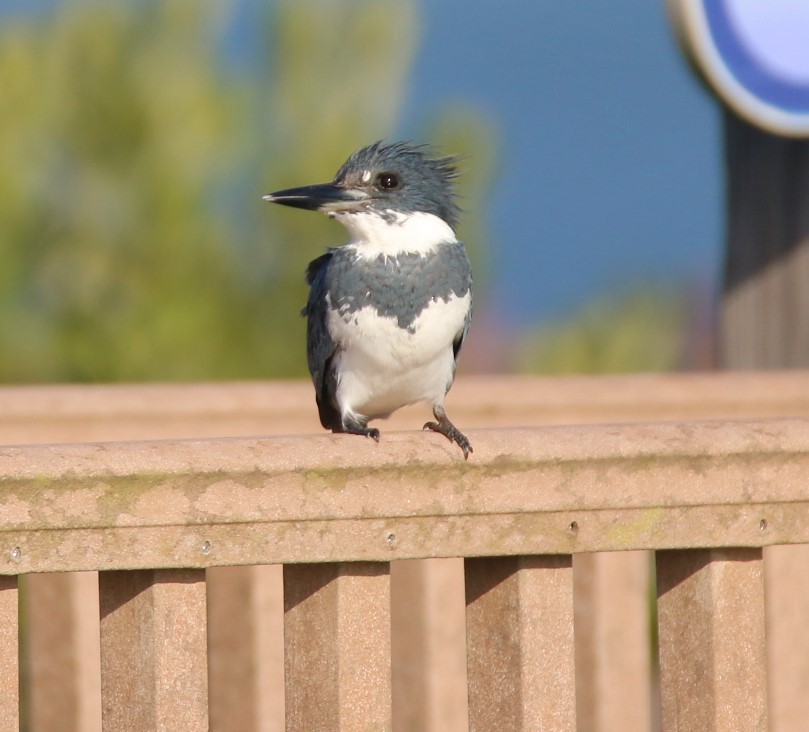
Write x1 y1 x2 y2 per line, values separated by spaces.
99 569 208 732
4 374 808 731
657 548 768 732
0 576 18 732
0 418 806 573
283 562 391 732
465 555 576 731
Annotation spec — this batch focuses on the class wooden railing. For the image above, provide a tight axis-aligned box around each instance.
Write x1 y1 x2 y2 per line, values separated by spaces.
2 373 809 731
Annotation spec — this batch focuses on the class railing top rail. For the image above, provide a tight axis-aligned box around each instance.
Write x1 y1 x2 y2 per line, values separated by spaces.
2 371 809 445
0 417 807 573
1 370 809 421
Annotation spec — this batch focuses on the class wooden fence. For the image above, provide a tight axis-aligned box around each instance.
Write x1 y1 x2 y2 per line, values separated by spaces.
2 372 809 731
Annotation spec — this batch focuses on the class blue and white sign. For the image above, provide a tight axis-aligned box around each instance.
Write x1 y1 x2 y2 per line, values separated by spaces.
669 0 809 136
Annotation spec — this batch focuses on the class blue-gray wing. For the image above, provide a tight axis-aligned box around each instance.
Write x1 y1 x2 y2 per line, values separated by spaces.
453 305 471 363
303 253 341 431
450 244 472 380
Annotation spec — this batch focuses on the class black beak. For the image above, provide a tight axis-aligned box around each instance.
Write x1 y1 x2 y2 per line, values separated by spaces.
262 183 368 212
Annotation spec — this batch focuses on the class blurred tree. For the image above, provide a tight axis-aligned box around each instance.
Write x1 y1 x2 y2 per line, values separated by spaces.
516 284 690 374
0 0 494 382
0 2 242 380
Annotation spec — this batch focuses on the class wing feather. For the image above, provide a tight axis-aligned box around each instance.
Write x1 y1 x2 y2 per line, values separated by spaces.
302 253 341 431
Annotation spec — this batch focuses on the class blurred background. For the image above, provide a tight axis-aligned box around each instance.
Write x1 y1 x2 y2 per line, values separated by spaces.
0 0 720 383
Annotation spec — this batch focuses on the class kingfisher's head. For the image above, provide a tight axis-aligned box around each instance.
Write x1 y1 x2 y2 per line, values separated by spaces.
263 141 460 231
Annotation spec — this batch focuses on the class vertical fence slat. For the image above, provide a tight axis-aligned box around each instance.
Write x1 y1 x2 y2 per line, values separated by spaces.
765 544 809 732
0 576 18 732
283 562 391 732
391 558 468 732
207 564 284 732
24 572 101 732
99 569 208 732
465 555 576 732
657 548 768 732
573 551 653 732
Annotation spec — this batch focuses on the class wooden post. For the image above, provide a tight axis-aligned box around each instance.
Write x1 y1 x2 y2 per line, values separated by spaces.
0 576 18 732
99 569 208 732
283 562 391 732
721 111 809 732
24 572 101 732
465 555 576 731
657 548 768 731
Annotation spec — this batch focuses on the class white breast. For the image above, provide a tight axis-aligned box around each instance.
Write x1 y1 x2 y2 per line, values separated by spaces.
330 291 471 420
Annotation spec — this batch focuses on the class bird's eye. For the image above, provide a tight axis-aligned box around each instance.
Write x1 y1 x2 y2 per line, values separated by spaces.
377 173 400 190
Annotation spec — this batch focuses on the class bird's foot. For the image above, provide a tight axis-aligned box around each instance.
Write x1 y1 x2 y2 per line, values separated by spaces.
339 415 381 442
357 426 381 442
423 406 472 459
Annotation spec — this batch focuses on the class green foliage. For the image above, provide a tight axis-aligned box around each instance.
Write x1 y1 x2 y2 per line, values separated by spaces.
0 2 243 380
0 0 494 382
516 284 690 374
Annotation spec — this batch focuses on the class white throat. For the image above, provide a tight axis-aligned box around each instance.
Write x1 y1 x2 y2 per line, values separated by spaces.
332 210 457 259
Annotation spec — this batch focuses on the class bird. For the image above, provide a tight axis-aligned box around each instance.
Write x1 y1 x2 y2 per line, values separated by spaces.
263 141 473 458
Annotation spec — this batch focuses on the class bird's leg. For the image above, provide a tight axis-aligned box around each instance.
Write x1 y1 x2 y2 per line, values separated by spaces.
424 404 472 459
338 413 380 442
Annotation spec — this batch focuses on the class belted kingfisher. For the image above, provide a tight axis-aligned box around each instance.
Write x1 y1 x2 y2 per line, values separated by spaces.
263 141 473 458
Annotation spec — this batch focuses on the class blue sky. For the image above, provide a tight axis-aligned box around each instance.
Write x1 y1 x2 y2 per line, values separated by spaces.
401 1 722 325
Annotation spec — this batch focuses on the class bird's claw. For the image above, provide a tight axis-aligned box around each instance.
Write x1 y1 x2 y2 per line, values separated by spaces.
338 417 380 442
423 420 473 460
